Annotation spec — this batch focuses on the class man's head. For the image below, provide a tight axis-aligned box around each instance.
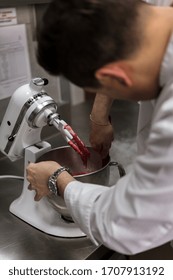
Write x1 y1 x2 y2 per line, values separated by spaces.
37 0 143 89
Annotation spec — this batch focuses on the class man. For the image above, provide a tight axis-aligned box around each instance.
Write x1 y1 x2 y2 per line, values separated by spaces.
27 0 173 255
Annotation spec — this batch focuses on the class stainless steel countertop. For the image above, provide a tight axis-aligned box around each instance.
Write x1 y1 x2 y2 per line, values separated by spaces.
0 140 123 260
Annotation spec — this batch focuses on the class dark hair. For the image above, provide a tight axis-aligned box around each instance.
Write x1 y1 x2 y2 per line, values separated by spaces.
37 0 143 88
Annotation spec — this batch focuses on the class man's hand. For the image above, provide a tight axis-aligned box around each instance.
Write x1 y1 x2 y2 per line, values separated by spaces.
26 161 75 201
26 161 61 201
89 119 114 158
89 93 114 158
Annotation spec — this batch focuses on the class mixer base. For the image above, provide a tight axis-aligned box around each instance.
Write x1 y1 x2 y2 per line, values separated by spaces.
9 195 86 238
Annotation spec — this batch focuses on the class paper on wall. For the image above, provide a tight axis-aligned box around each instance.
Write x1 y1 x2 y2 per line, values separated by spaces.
0 24 31 100
0 8 17 26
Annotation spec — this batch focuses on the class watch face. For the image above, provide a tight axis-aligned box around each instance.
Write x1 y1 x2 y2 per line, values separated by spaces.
48 179 57 195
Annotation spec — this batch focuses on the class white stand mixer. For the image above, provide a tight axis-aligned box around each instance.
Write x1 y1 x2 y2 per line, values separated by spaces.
0 78 85 238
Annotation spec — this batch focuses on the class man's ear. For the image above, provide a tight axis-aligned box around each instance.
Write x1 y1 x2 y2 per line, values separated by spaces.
95 62 133 87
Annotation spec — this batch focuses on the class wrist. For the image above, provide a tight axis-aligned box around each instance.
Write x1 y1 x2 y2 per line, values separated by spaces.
90 114 111 126
56 171 75 198
91 94 113 122
48 166 71 197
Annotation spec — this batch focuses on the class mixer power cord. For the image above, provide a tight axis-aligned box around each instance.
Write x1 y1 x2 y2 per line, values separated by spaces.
0 175 24 180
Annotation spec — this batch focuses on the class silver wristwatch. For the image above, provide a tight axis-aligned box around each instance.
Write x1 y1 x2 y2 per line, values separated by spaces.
48 166 70 196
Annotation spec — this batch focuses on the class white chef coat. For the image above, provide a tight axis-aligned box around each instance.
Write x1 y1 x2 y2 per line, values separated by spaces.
64 0 173 255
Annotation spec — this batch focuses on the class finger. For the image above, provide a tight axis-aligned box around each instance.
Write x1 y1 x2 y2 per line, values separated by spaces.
28 184 36 191
26 163 35 175
26 173 30 182
91 143 103 153
34 193 42 201
100 147 110 158
28 184 32 190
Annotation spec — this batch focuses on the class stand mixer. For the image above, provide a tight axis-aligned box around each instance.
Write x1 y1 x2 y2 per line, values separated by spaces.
0 77 87 238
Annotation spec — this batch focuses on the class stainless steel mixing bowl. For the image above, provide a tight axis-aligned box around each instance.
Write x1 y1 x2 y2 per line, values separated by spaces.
37 146 125 221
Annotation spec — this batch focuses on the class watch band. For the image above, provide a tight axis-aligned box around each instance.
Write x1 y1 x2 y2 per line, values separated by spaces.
48 166 70 196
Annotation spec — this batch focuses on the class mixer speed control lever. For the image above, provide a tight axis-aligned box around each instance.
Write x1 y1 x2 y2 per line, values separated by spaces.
8 134 16 142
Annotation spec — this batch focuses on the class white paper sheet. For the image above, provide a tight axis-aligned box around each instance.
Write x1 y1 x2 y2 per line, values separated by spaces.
0 24 31 99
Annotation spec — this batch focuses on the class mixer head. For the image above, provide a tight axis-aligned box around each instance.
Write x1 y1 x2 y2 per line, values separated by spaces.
0 78 57 161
